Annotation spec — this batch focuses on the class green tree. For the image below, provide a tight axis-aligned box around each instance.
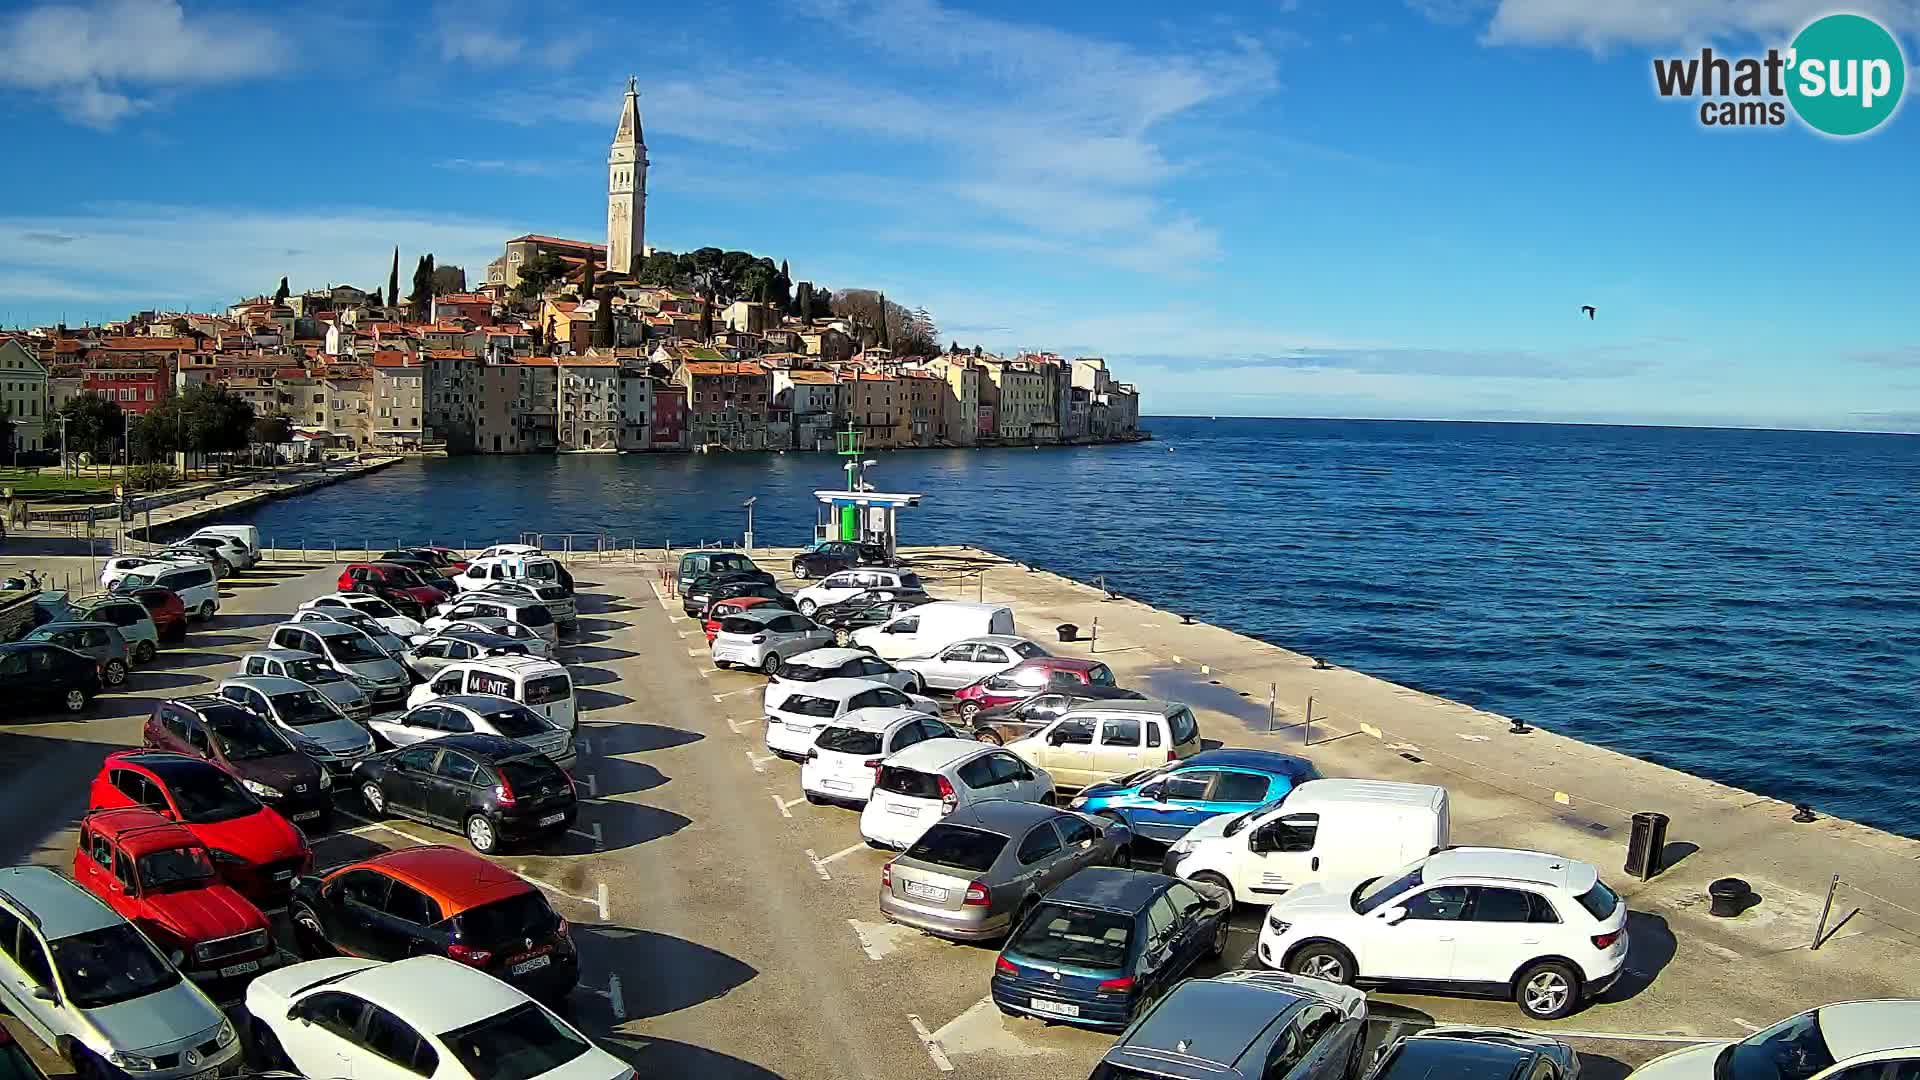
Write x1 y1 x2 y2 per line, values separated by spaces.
370 286 384 307
693 269 722 341
591 288 614 348
410 254 436 318
639 249 683 287
431 264 467 294
773 259 792 312
513 251 569 303
388 246 400 310
58 393 125 457
252 413 292 447
272 276 290 303
582 254 597 299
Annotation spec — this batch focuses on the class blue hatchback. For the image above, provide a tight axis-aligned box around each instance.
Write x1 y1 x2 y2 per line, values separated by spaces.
1067 748 1320 845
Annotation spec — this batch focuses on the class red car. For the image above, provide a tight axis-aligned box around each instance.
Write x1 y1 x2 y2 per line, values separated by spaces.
703 595 782 643
337 561 448 617
88 749 312 908
125 585 189 643
73 807 279 989
953 657 1122 718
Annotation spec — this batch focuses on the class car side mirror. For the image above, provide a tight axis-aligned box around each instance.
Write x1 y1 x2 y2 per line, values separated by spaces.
289 1006 310 1024
1142 785 1166 802
1380 906 1408 926
32 986 58 1004
1248 825 1273 852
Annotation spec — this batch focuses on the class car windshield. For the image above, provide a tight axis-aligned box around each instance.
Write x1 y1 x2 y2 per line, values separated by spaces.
523 675 570 705
720 616 765 635
1011 641 1048 659
452 890 558 945
877 766 943 799
1223 797 1289 837
497 758 559 792
780 661 834 682
50 924 182 1009
353 597 401 619
170 770 261 823
272 689 340 724
1008 903 1132 969
816 726 884 755
283 657 346 685
441 1003 589 1080
137 846 217 891
709 554 756 575
1718 1011 1835 1080
780 694 840 719
484 705 553 739
332 611 381 633
1354 862 1425 914
1087 666 1117 686
206 708 296 760
326 632 388 664
904 825 1007 873
523 561 558 582
897 572 923 590
118 573 155 589
385 567 426 587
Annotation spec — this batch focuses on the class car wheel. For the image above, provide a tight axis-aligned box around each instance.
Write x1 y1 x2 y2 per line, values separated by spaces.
361 782 386 816
103 659 128 686
904 675 925 694
249 1018 290 1071
973 727 1003 745
798 599 817 616
290 904 332 959
1208 914 1231 958
1515 960 1581 1020
466 814 499 853
133 640 156 664
1344 1036 1365 1080
959 701 981 720
1190 871 1236 909
714 660 731 669
197 601 216 620
67 1044 111 1080
792 564 808 579
1286 942 1356 985
833 628 850 646
63 689 88 714
761 653 782 675
1039 789 1057 807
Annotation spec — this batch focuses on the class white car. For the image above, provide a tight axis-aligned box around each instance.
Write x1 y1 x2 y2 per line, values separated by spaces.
764 677 943 760
1627 1000 1920 1080
475 542 542 560
859 738 1056 850
800 707 960 805
299 593 424 638
291 608 413 661
769 647 925 693
712 607 834 674
421 594 558 647
370 694 577 771
179 532 256 570
1256 847 1629 1021
893 635 1050 691
425 616 555 658
794 568 926 615
98 554 193 591
247 955 632 1080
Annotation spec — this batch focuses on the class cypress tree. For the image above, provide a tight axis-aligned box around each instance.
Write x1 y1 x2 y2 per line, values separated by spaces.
591 288 614 348
388 247 400 311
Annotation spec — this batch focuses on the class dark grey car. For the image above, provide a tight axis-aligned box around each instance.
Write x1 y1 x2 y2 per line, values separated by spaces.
879 801 1132 942
1365 1028 1581 1080
1091 970 1370 1080
23 621 130 686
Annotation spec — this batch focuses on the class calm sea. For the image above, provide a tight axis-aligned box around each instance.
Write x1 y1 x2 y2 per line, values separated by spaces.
230 418 1920 837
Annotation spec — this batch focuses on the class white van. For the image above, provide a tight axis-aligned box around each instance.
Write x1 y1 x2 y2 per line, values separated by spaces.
407 654 578 734
115 562 221 620
454 554 576 626
849 601 1016 660
1162 778 1450 907
189 525 262 565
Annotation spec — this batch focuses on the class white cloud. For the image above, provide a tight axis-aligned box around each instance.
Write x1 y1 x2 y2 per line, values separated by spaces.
1468 0 1918 50
430 0 590 67
0 0 282 129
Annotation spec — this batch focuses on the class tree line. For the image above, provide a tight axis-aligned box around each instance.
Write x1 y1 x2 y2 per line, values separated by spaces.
51 387 290 464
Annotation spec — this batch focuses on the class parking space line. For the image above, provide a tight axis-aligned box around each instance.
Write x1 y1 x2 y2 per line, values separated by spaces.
676 630 690 638
848 919 884 961
1732 1018 1761 1032
726 717 759 733
567 823 603 850
1518 1029 1731 1044
579 773 597 797
803 849 834 881
907 1014 955 1073
576 736 591 754
770 793 808 819
607 973 626 1020
711 685 762 701
597 882 610 921
745 749 779 773
686 647 703 656
815 843 865 866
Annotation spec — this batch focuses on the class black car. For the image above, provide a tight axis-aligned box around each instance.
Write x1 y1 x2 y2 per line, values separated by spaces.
371 555 458 596
812 594 933 641
1092 971 1370 1080
0 641 101 715
701 579 794 615
682 571 779 618
791 541 891 579
970 686 1149 745
352 734 577 854
1365 1028 1580 1080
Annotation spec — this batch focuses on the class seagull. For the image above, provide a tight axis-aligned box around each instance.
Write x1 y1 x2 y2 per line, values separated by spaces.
1580 305 1597 320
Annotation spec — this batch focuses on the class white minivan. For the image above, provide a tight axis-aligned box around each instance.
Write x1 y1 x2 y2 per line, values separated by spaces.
849 601 1017 660
116 562 221 620
1162 779 1451 907
408 654 578 733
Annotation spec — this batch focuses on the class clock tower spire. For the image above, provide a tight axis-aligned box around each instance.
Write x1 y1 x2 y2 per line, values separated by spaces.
607 76 647 277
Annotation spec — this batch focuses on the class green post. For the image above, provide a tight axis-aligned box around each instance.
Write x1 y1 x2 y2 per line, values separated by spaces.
836 420 865 541
839 504 858 541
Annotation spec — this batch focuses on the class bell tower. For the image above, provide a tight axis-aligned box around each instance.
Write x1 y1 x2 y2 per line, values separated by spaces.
607 76 648 277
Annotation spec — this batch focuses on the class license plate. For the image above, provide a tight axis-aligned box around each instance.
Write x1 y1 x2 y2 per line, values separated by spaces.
888 803 921 817
821 779 852 792
273 870 295 881
903 881 948 902
219 960 260 978
785 722 812 734
291 810 321 821
538 812 566 826
1030 998 1079 1018
510 955 552 975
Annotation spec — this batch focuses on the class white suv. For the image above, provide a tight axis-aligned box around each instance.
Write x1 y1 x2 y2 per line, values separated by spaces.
1255 847 1628 1021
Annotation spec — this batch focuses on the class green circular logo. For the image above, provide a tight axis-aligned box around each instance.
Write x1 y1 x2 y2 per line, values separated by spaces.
1787 13 1906 136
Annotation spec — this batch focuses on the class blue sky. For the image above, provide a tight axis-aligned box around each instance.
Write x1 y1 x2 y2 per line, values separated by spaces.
1 0 1916 430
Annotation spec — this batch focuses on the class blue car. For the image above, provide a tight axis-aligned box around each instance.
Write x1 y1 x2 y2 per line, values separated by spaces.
1066 748 1320 845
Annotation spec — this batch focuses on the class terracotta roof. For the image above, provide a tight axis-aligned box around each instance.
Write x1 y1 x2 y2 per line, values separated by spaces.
782 370 837 384
683 362 767 376
370 352 418 369
435 293 489 304
98 336 193 351
274 366 310 380
507 234 607 252
428 349 479 360
483 327 525 336
558 355 619 368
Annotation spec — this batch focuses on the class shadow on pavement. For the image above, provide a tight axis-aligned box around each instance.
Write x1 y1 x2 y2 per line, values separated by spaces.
576 688 637 713
122 670 212 692
151 650 241 671
189 633 269 648
591 724 702 755
205 614 294 629
600 1034 785 1080
1577 1054 1635 1080
590 757 668 798
0 729 105 864
575 925 757 1022
1140 665 1281 729
595 801 693 853
1600 912 1677 1004
566 645 640 664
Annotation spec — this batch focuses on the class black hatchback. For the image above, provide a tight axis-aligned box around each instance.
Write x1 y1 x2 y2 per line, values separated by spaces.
351 734 577 854
792 541 891 578
0 641 101 715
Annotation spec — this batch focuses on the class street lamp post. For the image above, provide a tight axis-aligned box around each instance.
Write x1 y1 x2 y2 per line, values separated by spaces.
741 496 757 553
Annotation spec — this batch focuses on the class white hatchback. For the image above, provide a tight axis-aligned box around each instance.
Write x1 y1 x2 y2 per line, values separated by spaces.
859 739 1056 850
794 568 926 615
1256 847 1629 1021
764 676 943 760
712 608 834 674
298 593 424 638
799 707 960 805
768 647 924 693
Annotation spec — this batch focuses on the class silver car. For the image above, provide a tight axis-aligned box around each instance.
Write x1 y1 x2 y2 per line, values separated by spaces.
237 648 372 722
23 621 131 687
881 801 1132 941
290 608 412 661
419 617 554 658
216 674 375 775
267 622 410 713
408 633 531 679
893 635 1051 691
422 593 558 647
368 694 576 770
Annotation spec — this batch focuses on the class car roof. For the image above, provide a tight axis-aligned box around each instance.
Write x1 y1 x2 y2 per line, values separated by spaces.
459 654 564 675
1283 779 1446 812
168 694 261 718
1063 697 1177 717
831 706 934 732
84 807 202 854
710 596 779 613
105 749 227 785
250 648 319 664
223 675 313 695
1380 1035 1536 1080
283 620 366 639
356 845 533 913
433 632 524 648
718 606 788 625
431 695 525 714
1010 656 1105 673
945 800 1062 831
0 865 124 940
419 733 533 760
1182 749 1317 775
1423 848 1598 893
1816 1001 1920 1060
800 677 908 701
34 620 118 632
1118 974 1327 1071
1045 867 1170 913
956 634 1031 647
885 737 992 772
328 954 531 1033
456 593 546 610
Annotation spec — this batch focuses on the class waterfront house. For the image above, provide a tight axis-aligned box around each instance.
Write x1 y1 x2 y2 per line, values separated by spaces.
911 356 979 447
320 366 374 448
976 356 1050 443
1110 384 1141 437
899 372 941 448
618 367 652 450
82 354 171 416
677 361 770 451
649 381 689 450
772 368 839 451
841 370 901 449
557 353 621 451
0 339 50 452
370 352 426 449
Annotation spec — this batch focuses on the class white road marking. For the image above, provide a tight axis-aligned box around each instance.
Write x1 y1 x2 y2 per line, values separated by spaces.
745 750 777 773
907 1015 954 1073
804 849 833 881
726 717 759 733
597 881 610 921
686 647 703 656
771 793 792 819
576 736 591 754
677 630 690 638
608 973 626 1021
1519 1029 1732 1044
849 919 884 960
815 843 866 866
505 865 600 907
581 773 597 797
1457 733 1491 743
1732 1018 1761 1032
711 685 762 700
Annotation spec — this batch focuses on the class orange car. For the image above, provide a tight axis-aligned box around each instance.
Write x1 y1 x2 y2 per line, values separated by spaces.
704 595 784 643
287 845 578 1001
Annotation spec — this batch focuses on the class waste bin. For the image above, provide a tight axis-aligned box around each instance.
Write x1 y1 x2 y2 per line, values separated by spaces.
1624 811 1670 880
1056 623 1078 643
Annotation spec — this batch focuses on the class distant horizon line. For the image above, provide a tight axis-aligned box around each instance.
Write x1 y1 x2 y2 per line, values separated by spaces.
1141 414 1920 438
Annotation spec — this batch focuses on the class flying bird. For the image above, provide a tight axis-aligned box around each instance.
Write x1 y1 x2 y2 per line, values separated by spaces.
1580 305 1597 320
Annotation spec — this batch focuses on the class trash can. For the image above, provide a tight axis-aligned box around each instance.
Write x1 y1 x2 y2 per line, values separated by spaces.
1624 811 1670 880
1056 623 1078 643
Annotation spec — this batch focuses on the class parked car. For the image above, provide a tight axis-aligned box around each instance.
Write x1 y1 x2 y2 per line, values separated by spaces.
476 542 541 561
66 594 161 664
991 867 1231 1031
850 601 1018 660
144 695 333 826
246 955 625 1080
1371 1028 1581 1080
408 655 577 734
681 571 779 619
892 634 1050 691
408 633 532 679
236 649 373 722
0 641 101 714
703 595 791 643
1094 971 1370 1080
0 865 241 1080
22 621 131 686
267 621 411 713
1070 748 1322 846
712 607 834 674
99 554 186 592
154 545 232 579
216 675 377 778
371 695 576 770
795 568 926 615
380 546 468 573
87 749 312 907
288 846 578 1000
799 707 961 804
113 562 219 620
675 549 773 596
765 678 943 761
421 593 558 648
701 578 794 615
1625 1000 1920 1080
353 734 577 854
336 562 447 618
1255 847 1629 1021
791 540 892 578
454 555 576 626
860 739 1056 850
1165 780 1451 908
813 594 933 644
968 686 1148 745
368 555 458 594
879 801 1132 941
771 647 925 693
952 656 1122 719
178 533 255 572
291 608 412 662
298 593 425 638
427 617 554 658
187 526 261 566
1007 698 1205 790
72 808 280 991
124 584 189 643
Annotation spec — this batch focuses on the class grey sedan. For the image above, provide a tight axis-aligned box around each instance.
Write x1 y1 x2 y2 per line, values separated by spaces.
879 800 1132 942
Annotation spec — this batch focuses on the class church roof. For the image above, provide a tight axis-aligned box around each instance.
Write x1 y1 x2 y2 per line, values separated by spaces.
613 76 645 146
